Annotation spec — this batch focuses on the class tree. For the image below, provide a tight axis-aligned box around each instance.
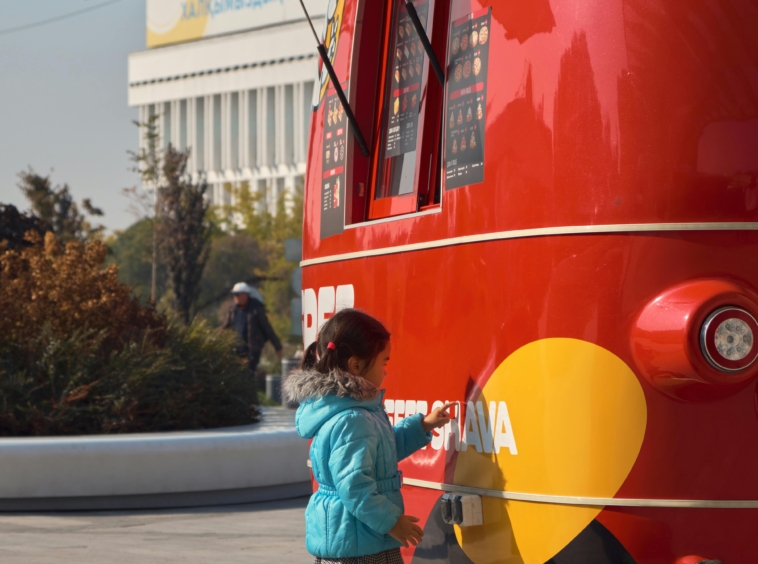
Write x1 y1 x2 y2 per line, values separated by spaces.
126 113 162 302
0 204 49 250
17 169 104 243
213 180 303 344
158 146 211 324
0 231 165 354
0 229 259 436
196 234 268 319
107 218 166 303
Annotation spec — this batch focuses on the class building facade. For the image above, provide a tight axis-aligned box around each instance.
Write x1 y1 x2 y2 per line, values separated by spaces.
127 0 324 212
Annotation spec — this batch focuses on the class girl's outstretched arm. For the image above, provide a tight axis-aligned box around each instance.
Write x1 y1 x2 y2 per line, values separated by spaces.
393 414 432 461
393 403 454 460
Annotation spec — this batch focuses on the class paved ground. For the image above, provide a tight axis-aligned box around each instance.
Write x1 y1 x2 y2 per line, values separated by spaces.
0 496 312 564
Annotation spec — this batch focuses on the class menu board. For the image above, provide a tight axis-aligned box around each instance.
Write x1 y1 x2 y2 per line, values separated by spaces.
444 8 491 190
320 88 347 239
385 0 429 157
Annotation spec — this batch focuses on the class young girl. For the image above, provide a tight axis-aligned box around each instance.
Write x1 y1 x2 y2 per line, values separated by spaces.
283 309 453 564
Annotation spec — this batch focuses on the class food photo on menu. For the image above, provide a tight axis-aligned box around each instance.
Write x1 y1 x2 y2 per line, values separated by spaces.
444 8 491 189
384 0 430 157
320 90 348 238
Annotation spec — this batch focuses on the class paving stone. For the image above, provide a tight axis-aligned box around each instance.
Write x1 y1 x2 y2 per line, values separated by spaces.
0 496 311 564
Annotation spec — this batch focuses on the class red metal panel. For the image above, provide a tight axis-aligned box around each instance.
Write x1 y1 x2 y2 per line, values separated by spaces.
301 0 758 561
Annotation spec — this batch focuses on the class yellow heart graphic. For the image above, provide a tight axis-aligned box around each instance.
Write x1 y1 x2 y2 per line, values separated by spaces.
453 338 647 564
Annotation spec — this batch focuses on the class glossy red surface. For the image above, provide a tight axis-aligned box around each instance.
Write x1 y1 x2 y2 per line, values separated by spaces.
304 0 758 261
302 0 758 561
631 279 758 400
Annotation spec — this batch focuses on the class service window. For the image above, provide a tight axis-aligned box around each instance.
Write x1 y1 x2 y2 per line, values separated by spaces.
367 0 450 220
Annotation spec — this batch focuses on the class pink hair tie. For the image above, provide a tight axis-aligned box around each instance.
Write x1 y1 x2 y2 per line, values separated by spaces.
326 342 336 351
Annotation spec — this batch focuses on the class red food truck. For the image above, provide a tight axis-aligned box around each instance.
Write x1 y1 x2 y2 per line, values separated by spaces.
299 0 758 562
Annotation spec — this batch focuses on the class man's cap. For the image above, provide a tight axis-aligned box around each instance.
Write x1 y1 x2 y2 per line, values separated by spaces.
231 282 265 304
231 282 253 295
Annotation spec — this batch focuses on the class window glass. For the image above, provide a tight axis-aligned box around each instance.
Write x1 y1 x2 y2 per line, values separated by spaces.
375 0 432 200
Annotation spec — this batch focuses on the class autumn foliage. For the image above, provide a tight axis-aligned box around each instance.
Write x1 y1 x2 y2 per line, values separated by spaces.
0 230 259 436
0 231 165 353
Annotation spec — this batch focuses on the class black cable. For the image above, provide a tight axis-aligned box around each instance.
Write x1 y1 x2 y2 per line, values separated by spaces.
0 0 126 36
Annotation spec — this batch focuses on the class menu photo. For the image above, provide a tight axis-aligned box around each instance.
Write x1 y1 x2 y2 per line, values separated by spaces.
444 8 491 190
385 0 429 157
320 88 348 238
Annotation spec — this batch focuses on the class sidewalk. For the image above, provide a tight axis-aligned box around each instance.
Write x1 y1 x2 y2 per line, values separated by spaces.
0 496 311 564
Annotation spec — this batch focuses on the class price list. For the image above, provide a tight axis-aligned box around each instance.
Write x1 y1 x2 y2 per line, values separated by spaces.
320 90 347 238
444 8 491 190
385 0 429 157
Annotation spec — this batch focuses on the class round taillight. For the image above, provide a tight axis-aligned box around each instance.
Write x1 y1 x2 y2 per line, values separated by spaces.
632 279 758 400
701 307 758 372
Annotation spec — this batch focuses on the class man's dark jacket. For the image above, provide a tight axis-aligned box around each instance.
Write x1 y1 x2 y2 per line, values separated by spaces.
222 299 282 354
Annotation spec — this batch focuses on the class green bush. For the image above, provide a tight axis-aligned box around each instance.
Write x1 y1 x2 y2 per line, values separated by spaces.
0 319 260 436
0 228 260 436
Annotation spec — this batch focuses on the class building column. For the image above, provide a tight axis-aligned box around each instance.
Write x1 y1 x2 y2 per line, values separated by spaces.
221 92 229 172
138 105 149 155
276 85 285 169
256 88 263 169
240 90 249 171
204 95 213 173
187 97 196 174
293 83 303 165
171 100 181 150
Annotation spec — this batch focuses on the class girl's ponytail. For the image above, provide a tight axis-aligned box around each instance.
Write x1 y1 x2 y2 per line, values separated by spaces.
300 341 319 370
301 309 390 375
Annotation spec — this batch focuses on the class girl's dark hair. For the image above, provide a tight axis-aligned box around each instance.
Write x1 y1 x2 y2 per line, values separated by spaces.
301 309 390 374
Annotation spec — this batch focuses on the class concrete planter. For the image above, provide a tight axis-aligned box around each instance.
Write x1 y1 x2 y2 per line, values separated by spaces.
0 408 310 511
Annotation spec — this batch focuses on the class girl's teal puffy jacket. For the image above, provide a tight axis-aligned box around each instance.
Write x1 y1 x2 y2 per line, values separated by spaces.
283 368 431 558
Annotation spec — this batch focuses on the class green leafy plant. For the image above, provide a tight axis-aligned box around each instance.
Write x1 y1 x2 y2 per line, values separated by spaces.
211 181 304 358
0 321 259 436
158 147 211 324
17 169 104 243
0 229 259 436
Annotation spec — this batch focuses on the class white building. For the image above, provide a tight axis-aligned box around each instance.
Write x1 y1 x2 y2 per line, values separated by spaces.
127 0 324 212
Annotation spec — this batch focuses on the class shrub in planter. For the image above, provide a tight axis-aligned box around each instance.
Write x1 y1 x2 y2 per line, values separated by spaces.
0 231 259 436
99 321 260 434
0 231 165 355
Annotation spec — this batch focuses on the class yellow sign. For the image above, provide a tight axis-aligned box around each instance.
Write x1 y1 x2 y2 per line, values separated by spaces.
147 0 324 48
453 338 648 564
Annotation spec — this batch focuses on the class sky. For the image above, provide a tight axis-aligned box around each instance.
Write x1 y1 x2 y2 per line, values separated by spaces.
0 0 145 233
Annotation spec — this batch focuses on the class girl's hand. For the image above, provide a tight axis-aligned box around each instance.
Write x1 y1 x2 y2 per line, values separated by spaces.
389 515 424 547
422 402 456 433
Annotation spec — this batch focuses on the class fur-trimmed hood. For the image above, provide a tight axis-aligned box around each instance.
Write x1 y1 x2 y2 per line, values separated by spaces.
283 367 378 403
284 368 382 439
